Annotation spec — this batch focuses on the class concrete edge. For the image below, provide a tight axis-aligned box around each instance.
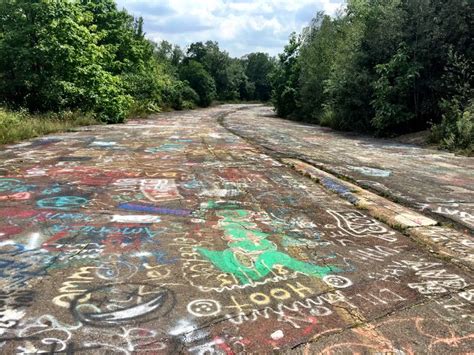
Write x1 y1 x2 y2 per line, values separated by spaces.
283 158 473 271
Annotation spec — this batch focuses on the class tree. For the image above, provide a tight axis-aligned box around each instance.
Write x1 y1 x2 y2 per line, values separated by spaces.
244 53 274 101
185 41 240 101
371 45 421 134
298 12 337 122
399 0 473 128
431 49 473 153
0 0 274 123
224 59 248 101
0 0 131 123
271 33 301 117
272 0 472 150
179 60 216 107
154 40 184 69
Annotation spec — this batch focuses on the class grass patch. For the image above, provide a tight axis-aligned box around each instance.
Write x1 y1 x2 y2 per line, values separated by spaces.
0 108 99 145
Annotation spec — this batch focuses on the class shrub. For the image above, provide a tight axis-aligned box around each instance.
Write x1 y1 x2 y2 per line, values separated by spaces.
162 81 199 110
430 49 473 154
432 98 473 154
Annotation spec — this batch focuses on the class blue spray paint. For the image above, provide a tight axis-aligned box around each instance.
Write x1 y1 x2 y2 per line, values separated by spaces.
118 203 192 216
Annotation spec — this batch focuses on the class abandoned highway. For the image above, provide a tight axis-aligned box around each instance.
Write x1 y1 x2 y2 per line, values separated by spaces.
0 104 472 353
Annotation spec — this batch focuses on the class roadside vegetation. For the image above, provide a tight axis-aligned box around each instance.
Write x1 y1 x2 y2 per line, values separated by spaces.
0 109 98 144
0 0 274 144
271 0 473 154
1 0 472 153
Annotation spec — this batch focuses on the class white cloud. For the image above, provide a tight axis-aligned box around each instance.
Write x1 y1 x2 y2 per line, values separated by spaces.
116 0 346 57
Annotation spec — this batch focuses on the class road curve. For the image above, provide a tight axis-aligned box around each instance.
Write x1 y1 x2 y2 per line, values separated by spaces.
224 105 474 232
0 105 472 353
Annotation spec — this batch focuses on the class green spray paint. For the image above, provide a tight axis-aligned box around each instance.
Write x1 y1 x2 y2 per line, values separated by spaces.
196 206 339 285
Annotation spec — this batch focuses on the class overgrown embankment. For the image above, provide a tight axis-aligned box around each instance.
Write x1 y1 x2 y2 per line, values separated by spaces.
0 1 275 144
271 0 473 154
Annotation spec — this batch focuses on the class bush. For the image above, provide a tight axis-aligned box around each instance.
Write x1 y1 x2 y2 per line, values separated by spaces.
276 87 298 118
430 49 473 154
83 70 132 124
319 105 336 127
162 81 199 110
94 92 132 124
180 84 200 105
181 100 197 110
431 98 473 154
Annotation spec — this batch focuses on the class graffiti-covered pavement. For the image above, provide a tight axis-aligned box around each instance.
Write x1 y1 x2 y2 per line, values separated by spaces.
224 106 474 232
0 104 473 353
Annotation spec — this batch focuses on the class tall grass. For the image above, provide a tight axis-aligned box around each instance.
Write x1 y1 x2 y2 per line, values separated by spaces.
0 108 99 145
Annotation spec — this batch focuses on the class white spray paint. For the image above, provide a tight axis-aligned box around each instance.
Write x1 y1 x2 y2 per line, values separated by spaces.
111 215 161 223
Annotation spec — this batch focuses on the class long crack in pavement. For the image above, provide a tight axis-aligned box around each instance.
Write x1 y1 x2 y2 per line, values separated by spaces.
0 104 473 353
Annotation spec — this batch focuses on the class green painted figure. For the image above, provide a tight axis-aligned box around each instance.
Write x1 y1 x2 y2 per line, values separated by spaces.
196 206 338 285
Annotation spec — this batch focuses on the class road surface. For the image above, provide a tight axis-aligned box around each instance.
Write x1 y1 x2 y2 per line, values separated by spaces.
0 105 472 353
224 106 474 232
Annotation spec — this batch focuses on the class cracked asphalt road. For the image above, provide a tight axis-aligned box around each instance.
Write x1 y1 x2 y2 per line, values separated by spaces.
0 104 472 353
224 105 474 232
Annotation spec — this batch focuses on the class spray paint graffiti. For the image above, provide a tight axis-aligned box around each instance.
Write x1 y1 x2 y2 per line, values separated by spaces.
113 179 182 202
0 105 472 353
36 196 89 210
348 166 391 177
196 205 340 285
118 203 192 216
0 179 35 193
70 284 176 327
328 210 397 242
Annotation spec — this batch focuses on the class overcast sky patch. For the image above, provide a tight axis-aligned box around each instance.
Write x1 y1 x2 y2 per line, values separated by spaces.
116 0 345 57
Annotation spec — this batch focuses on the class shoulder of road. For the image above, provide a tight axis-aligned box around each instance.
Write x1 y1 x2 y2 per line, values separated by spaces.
219 105 473 272
284 158 472 271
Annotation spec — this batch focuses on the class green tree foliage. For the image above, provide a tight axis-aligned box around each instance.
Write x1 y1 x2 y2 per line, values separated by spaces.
272 0 473 150
154 40 184 72
271 33 301 118
226 59 250 101
183 41 274 102
323 0 406 131
0 0 126 122
371 45 421 134
298 13 336 122
0 0 203 123
179 60 216 107
244 53 274 101
185 41 235 101
0 0 275 124
431 49 473 153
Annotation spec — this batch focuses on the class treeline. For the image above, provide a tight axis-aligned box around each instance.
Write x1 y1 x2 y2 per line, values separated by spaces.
272 0 473 152
2 0 472 152
157 41 275 107
0 0 275 124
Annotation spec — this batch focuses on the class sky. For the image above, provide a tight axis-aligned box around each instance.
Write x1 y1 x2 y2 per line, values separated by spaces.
115 0 346 58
